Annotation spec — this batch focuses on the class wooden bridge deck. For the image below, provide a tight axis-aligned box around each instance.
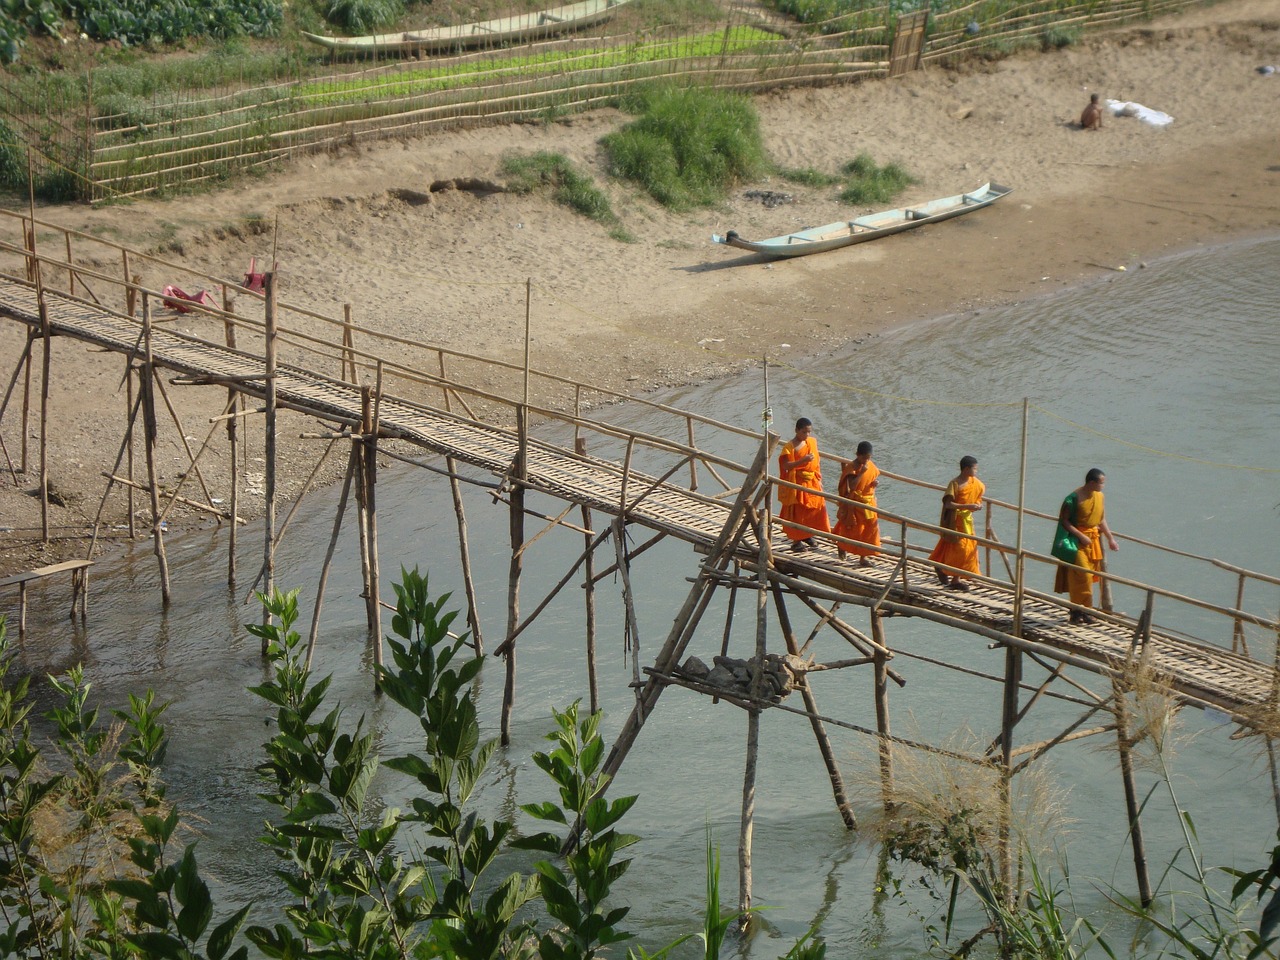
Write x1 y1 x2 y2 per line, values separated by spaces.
2 276 1275 725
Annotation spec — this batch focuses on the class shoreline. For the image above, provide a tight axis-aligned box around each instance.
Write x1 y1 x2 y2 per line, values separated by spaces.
0 0 1277 579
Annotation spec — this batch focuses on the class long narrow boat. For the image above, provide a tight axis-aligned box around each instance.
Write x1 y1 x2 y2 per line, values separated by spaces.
712 182 1012 258
303 0 631 55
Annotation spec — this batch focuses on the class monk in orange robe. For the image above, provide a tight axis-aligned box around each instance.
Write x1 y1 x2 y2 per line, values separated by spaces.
928 455 985 591
1051 467 1119 624
833 440 880 566
777 417 830 552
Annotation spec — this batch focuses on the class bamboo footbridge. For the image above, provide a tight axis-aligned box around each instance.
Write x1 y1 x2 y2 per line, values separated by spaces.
1 208 1277 914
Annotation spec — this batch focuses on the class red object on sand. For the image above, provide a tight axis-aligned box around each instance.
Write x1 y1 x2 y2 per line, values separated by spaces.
161 285 215 313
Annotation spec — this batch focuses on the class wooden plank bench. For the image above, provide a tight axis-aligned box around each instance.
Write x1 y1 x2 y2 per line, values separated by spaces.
0 559 92 637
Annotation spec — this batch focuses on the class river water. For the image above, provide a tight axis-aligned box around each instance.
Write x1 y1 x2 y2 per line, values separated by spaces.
9 235 1280 957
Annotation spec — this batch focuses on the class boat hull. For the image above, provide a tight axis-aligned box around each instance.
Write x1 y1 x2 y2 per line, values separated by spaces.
712 182 1012 258
304 0 629 54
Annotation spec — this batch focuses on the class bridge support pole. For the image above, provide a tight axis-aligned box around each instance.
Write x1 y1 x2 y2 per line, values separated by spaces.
1112 680 1154 907
998 645 1021 907
0 332 34 483
440 354 483 656
222 289 239 584
139 296 171 606
870 611 894 812
262 273 278 639
363 380 383 675
306 446 358 671
501 406 529 747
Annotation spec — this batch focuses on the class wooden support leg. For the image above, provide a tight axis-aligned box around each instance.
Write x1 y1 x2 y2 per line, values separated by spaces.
262 273 278 639
306 447 358 671
739 706 760 923
769 580 857 829
501 407 529 748
998 644 1022 906
613 517 643 699
582 504 599 713
224 291 239 582
870 611 894 812
1112 680 1154 907
364 400 383 676
139 299 170 606
447 452 484 655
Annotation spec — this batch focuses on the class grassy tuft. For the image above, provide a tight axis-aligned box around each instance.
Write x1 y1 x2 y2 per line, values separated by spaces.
603 84 769 211
837 152 915 204
501 150 620 228
775 165 843 187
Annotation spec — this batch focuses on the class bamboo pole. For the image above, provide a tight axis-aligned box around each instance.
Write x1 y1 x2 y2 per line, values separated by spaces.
139 295 171 605
223 286 239 583
440 352 483 655
870 610 894 811
998 642 1021 907
262 271 278 639
364 376 385 669
738 484 772 924
356 387 379 635
307 447 358 670
577 438 599 713
125 359 136 537
613 517 643 699
1013 398 1029 635
502 404 528 747
1112 679 1154 907
767 577 857 828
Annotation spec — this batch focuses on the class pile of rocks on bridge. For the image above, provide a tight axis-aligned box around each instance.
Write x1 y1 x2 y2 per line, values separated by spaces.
676 652 811 703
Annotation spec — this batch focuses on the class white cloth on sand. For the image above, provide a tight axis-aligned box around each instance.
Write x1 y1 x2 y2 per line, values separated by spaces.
1106 99 1174 126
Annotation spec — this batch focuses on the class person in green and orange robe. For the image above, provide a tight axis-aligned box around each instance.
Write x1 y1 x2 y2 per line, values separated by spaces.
928 455 985 591
777 417 831 553
1052 467 1119 624
833 440 880 566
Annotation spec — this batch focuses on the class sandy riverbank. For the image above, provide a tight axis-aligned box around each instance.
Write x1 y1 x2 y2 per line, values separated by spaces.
0 0 1277 579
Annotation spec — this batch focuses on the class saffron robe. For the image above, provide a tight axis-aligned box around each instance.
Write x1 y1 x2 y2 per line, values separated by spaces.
778 437 830 542
1053 489 1105 606
928 476 985 578
833 459 880 557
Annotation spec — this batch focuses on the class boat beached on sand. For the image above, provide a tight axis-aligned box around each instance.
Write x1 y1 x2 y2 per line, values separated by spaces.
712 182 1012 258
303 0 632 55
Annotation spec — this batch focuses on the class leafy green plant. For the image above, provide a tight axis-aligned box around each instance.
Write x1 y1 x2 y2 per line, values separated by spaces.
837 152 915 205
775 165 843 188
0 615 250 960
514 700 639 959
604 84 769 210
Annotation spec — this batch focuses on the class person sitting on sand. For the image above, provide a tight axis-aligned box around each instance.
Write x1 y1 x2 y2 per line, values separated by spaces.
1080 93 1104 130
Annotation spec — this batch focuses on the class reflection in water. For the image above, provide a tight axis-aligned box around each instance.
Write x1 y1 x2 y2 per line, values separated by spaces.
7 236 1280 957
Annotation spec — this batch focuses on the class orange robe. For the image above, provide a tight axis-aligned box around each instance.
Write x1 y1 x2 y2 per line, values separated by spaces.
778 437 830 542
833 459 880 557
928 477 985 578
1054 490 1105 606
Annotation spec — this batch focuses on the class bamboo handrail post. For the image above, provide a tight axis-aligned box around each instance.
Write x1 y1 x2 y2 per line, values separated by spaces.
1233 572 1248 655
1012 398 1029 635
64 234 74 296
342 303 356 382
139 295 171 605
686 415 698 491
261 272 279 640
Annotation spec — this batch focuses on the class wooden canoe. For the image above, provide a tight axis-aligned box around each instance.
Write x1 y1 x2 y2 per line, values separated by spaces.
303 0 631 55
712 182 1013 258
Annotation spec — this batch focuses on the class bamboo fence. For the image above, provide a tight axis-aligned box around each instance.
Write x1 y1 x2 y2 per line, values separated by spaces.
0 0 1212 201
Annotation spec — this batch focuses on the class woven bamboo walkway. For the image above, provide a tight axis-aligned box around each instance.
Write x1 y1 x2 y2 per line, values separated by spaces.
2 275 1275 726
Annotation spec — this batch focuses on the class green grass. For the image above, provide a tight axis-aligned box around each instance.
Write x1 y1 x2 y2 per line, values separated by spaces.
775 165 844 188
502 150 621 228
603 84 769 210
837 152 915 204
